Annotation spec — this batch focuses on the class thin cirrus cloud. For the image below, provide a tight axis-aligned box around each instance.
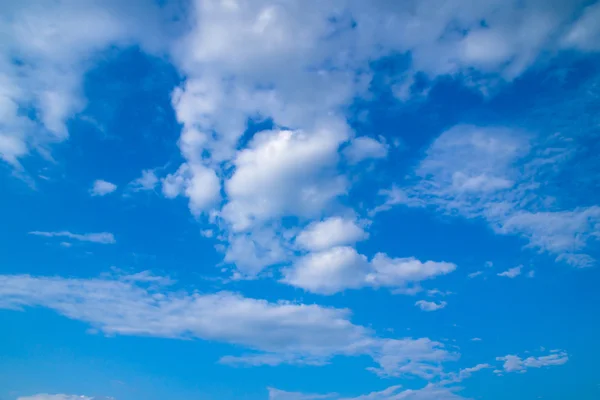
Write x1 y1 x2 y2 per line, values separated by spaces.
28 231 115 244
496 351 569 373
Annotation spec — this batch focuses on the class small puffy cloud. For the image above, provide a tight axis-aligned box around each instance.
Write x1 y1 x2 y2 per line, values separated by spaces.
343 136 388 165
282 246 456 295
415 300 447 312
496 351 569 373
527 270 535 278
497 266 522 278
90 180 117 196
129 169 159 191
295 217 368 252
468 271 483 279
470 338 483 342
29 231 115 244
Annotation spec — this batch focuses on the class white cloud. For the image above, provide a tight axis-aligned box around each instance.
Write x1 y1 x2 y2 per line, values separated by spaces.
270 384 469 400
269 388 335 400
90 180 117 196
222 121 349 232
379 125 600 267
561 2 600 51
497 266 522 278
295 217 368 252
282 247 456 295
0 272 455 377
161 163 221 216
343 136 388 165
467 271 483 279
496 351 569 373
0 0 168 170
129 169 159 192
527 270 535 278
470 338 483 342
17 395 96 400
29 231 115 244
415 300 447 312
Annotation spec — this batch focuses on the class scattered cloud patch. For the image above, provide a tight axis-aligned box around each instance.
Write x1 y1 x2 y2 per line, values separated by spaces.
129 169 159 192
343 136 388 165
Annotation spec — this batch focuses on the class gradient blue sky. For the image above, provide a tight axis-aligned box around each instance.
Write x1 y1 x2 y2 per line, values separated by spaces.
1 1 600 400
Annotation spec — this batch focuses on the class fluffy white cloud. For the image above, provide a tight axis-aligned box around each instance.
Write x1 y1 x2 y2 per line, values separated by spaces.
415 300 447 312
295 217 368 252
282 247 456 295
343 136 388 165
496 351 569 373
0 272 455 377
90 180 117 196
497 266 522 278
222 121 349 231
379 125 600 267
28 231 115 244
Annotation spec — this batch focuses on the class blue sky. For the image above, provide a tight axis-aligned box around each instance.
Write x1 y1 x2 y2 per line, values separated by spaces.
1 1 600 399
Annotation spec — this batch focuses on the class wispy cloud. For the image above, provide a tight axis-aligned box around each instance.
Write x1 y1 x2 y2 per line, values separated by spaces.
29 231 115 244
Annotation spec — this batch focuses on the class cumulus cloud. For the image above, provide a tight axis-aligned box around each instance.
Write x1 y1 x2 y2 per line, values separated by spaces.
497 266 523 278
0 272 456 377
28 231 115 244
282 246 456 295
496 351 569 373
90 180 117 196
415 300 447 312
295 217 368 252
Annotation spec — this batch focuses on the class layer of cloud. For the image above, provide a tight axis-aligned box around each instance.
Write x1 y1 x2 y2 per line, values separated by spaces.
0 272 456 377
28 231 115 244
